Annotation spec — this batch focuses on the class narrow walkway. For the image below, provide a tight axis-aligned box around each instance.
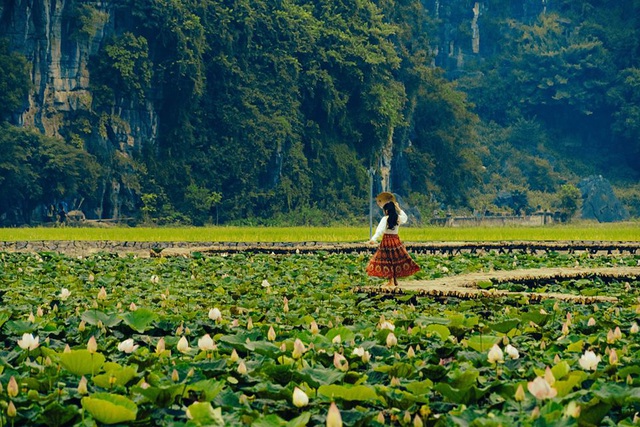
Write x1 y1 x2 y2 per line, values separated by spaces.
354 267 640 303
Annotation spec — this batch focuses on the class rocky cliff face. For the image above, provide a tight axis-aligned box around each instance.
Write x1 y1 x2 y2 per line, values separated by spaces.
2 0 552 220
0 0 157 219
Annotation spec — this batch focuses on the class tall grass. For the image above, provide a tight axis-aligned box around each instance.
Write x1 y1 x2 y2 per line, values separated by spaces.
1 221 639 242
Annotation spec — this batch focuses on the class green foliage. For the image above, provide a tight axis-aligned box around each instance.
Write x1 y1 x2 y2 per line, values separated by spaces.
609 68 640 159
91 33 153 104
556 184 582 222
8 0 639 224
0 124 102 224
0 39 31 120
66 3 109 40
184 184 222 225
0 250 639 424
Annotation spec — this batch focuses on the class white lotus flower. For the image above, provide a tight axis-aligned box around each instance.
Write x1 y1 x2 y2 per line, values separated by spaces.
378 320 395 331
17 333 40 351
292 387 309 408
292 338 306 359
587 317 596 327
352 347 365 357
87 336 98 354
117 338 139 354
505 344 519 360
564 401 581 418
237 361 247 375
631 322 639 334
208 308 222 322
487 344 504 364
407 346 416 358
310 320 319 335
59 288 71 301
514 384 525 401
177 336 190 354
7 376 18 397
198 334 216 351
267 326 276 341
527 376 557 400
386 332 398 347
97 286 107 300
578 350 601 371
156 337 166 354
333 352 349 371
261 279 270 287
77 376 88 395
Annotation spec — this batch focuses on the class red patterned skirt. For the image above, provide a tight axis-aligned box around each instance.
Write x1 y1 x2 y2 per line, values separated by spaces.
366 234 420 278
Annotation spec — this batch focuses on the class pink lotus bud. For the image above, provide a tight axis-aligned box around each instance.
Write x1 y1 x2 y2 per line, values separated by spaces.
326 402 343 427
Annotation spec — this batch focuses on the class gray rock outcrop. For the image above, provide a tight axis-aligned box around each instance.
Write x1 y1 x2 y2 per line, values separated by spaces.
578 176 630 222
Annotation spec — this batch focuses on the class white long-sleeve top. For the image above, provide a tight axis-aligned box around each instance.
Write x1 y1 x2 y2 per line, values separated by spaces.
370 209 408 242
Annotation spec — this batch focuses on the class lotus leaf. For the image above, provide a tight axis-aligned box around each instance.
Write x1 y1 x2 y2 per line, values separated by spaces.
286 412 311 427
119 308 158 332
186 402 224 426
434 381 491 405
317 384 381 402
405 379 434 395
298 367 345 387
520 311 549 326
187 379 226 401
551 360 571 380
488 319 520 333
81 393 137 424
0 310 12 328
93 364 138 388
466 335 500 352
578 401 611 426
566 339 584 352
251 414 287 427
59 350 106 376
36 401 78 426
325 326 356 343
553 371 587 397
4 320 36 335
425 324 451 340
131 383 183 407
244 340 281 357
81 310 122 327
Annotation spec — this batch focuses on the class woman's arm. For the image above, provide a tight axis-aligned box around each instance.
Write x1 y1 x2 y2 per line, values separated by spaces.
370 216 388 243
398 209 408 225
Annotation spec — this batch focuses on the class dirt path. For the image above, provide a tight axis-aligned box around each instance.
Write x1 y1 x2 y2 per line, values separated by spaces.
354 267 640 303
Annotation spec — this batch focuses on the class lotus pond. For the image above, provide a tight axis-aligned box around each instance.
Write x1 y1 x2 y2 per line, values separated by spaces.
0 250 639 426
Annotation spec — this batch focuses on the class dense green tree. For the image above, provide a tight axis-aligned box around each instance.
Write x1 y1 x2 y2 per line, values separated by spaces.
0 125 102 224
91 33 153 105
609 68 640 165
556 183 582 221
0 40 30 121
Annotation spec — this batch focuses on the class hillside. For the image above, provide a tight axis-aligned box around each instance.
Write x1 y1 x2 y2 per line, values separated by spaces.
0 0 638 226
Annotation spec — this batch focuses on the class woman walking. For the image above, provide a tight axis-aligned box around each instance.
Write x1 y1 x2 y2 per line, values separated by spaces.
366 192 420 286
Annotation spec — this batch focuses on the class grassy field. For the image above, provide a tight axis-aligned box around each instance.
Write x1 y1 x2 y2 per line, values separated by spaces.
0 221 639 242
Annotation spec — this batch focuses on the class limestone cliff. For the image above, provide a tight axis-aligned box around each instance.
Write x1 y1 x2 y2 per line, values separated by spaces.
0 0 157 219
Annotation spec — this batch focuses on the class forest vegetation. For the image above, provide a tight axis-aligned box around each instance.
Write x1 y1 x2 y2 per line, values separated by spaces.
0 0 638 226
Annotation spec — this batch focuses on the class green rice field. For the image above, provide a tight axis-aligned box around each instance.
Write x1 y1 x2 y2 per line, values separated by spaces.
0 221 639 242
